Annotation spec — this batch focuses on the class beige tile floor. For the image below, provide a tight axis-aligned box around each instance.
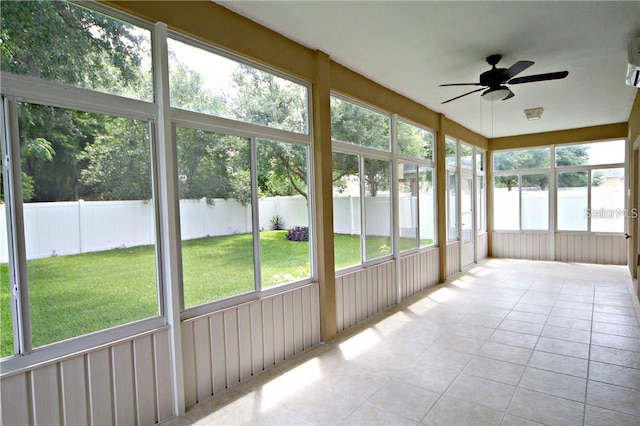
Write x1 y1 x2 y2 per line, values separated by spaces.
164 259 640 425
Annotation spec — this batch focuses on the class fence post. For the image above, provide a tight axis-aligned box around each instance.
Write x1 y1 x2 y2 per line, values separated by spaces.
77 199 83 254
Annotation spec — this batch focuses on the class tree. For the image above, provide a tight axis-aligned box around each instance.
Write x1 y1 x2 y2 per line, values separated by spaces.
78 118 152 200
0 0 148 202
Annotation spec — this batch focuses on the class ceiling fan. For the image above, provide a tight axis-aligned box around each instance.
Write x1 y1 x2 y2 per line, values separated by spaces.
440 54 569 104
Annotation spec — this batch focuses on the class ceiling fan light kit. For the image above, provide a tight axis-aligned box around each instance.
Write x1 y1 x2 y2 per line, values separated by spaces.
440 54 569 104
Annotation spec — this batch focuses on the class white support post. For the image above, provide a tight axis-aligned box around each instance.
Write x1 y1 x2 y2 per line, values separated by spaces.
152 22 185 417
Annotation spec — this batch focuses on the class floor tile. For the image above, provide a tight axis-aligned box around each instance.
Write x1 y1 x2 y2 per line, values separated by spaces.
498 319 544 336
500 414 545 425
489 329 539 349
421 395 505 425
592 311 639 326
550 307 593 321
593 304 637 317
463 356 525 386
506 310 549 325
590 345 640 369
366 378 440 422
586 380 640 417
591 321 640 338
545 315 592 331
445 373 516 411
588 361 640 390
478 341 533 365
541 324 591 344
527 351 588 378
519 367 586 402
341 403 417 425
512 302 553 315
508 388 584 426
584 405 640 426
591 332 640 352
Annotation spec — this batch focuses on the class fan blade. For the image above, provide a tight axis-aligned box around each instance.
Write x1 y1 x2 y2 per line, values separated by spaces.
502 89 515 101
508 71 569 85
439 83 482 87
504 60 534 80
441 87 485 104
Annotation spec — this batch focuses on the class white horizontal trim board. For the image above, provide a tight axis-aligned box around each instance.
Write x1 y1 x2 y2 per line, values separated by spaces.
181 284 320 408
491 232 626 265
492 232 551 260
399 248 440 300
1 329 173 426
336 260 397 332
447 241 461 277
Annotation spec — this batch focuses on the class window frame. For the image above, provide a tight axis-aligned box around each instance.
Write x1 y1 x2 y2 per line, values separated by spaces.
396 118 437 253
0 2 316 369
491 140 627 235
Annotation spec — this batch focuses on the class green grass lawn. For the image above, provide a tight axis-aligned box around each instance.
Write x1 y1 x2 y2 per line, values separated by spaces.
0 231 431 358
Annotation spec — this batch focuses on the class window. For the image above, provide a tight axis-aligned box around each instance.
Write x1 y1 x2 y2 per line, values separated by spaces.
397 120 436 251
168 38 308 134
1 1 153 101
331 96 393 269
0 1 314 364
492 147 551 231
460 143 473 169
331 97 390 151
332 152 361 269
476 150 486 233
4 102 159 354
176 128 254 307
398 121 434 160
448 171 458 239
493 175 520 230
364 159 392 261
445 137 457 167
556 141 625 233
258 140 310 288
493 141 626 234
419 167 436 247
556 140 625 167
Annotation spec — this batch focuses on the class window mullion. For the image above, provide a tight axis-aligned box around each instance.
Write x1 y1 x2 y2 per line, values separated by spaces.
2 96 32 355
251 137 262 292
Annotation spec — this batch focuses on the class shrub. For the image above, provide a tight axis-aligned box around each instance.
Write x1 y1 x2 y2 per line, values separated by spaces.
287 226 309 242
270 214 284 230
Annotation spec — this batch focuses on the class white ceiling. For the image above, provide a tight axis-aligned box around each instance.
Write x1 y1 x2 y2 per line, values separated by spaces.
218 1 639 139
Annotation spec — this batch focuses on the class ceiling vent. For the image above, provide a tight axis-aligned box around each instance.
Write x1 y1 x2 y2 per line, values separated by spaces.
524 107 544 120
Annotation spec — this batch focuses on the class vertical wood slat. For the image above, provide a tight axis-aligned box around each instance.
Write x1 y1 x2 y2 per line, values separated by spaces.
223 310 240 387
283 292 294 359
237 305 252 380
133 335 157 426
2 373 31 425
292 290 304 354
193 317 213 402
88 348 113 425
112 342 136 426
153 330 174 422
210 312 227 394
181 321 197 408
32 364 62 426
336 275 344 331
61 356 88 426
272 294 285 363
262 298 275 369
250 302 264 374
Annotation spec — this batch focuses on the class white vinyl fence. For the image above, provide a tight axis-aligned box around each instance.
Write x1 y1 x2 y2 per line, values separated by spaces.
0 194 434 262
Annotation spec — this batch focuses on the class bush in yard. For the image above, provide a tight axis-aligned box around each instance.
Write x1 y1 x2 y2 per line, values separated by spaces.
270 214 284 230
287 226 308 242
